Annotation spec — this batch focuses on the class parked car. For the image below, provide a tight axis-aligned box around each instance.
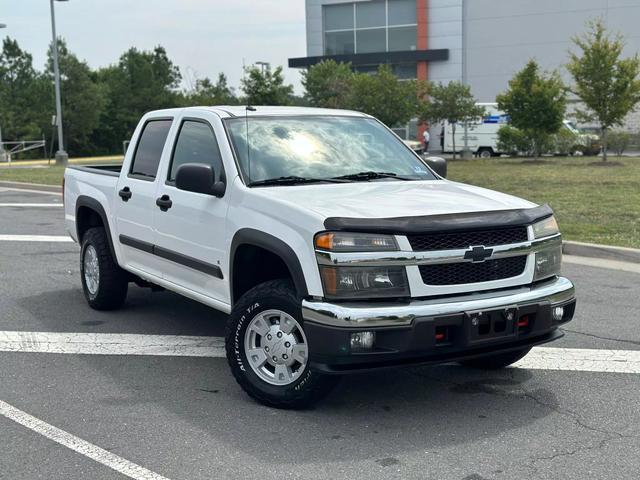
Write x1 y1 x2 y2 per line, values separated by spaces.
63 106 576 408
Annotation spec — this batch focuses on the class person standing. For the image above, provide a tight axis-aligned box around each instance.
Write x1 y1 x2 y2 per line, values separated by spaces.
422 127 430 154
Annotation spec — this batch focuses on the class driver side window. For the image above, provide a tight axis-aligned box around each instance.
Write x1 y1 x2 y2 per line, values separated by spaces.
169 119 224 183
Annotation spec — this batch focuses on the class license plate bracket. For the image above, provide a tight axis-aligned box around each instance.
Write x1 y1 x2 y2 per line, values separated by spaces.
465 306 519 344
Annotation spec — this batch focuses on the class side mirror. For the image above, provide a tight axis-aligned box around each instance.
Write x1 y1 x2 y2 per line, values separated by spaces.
422 155 447 178
175 163 226 197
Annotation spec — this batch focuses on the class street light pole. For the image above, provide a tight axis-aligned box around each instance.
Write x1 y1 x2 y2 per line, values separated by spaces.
0 23 6 162
255 61 270 74
49 0 68 165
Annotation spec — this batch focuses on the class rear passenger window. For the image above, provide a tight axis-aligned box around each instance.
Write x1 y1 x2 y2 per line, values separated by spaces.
129 119 172 179
169 120 224 182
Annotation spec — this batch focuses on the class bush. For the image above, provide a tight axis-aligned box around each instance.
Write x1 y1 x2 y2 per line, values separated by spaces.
607 131 631 157
497 125 531 155
553 129 578 156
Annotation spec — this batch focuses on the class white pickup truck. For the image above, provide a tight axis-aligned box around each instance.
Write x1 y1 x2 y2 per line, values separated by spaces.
64 106 575 408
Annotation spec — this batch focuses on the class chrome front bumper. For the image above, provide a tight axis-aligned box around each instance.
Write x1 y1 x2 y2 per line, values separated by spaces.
302 276 575 328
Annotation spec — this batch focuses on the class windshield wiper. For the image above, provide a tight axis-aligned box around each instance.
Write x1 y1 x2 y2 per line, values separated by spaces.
248 176 346 187
330 171 414 182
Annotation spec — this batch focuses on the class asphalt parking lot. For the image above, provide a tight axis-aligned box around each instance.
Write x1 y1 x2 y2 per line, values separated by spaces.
1 185 640 480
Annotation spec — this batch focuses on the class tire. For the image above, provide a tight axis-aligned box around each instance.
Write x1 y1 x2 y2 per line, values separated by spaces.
459 347 532 370
477 148 493 159
226 279 339 409
80 227 128 310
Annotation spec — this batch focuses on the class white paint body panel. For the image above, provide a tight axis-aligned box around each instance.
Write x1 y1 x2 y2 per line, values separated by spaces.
64 106 543 312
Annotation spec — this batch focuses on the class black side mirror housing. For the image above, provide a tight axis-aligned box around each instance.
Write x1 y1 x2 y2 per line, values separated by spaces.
422 155 447 178
175 163 226 197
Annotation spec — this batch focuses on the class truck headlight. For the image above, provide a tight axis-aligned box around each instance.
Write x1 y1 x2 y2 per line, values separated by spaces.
319 265 409 299
315 232 398 252
532 216 559 239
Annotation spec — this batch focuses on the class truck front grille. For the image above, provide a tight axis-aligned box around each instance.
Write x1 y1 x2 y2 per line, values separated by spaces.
418 256 527 285
407 227 528 251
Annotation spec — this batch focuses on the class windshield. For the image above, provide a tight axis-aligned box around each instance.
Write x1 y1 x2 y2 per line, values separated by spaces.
563 120 580 135
224 116 436 185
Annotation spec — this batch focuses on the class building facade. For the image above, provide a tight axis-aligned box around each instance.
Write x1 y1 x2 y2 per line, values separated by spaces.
289 0 640 135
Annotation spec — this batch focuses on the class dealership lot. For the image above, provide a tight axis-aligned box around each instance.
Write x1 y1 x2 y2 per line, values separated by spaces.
1 186 640 480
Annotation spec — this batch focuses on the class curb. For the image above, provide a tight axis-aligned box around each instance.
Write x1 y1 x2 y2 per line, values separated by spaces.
563 241 640 265
0 180 62 193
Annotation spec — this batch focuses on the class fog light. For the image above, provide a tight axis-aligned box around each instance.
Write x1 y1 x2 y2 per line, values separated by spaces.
350 331 375 350
552 306 564 321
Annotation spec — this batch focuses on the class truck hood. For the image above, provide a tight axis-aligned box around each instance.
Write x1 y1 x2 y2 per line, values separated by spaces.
258 180 536 220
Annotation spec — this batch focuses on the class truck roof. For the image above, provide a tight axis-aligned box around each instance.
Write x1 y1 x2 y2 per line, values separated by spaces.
145 105 369 119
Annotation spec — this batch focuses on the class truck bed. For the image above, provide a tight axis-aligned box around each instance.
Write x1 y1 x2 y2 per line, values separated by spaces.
67 164 122 177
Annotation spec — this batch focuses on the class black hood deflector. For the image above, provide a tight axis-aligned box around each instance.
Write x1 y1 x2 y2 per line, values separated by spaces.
323 204 553 234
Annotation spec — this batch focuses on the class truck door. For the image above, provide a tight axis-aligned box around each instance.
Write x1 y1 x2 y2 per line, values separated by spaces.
152 115 230 304
114 117 173 278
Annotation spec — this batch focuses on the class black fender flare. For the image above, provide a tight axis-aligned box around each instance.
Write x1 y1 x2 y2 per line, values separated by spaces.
75 195 119 263
229 228 309 304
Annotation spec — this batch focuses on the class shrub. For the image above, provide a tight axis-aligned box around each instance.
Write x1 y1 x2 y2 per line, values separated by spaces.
553 129 579 156
497 125 531 156
607 131 631 157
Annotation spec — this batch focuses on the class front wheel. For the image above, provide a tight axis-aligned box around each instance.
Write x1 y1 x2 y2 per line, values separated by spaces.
226 280 338 409
459 347 532 369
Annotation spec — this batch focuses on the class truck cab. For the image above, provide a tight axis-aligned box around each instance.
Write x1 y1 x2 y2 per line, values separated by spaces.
64 106 575 408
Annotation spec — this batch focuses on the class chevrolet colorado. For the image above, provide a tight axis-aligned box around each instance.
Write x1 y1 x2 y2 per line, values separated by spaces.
64 106 576 408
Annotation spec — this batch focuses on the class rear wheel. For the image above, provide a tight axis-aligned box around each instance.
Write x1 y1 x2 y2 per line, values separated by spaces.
477 147 494 158
80 227 128 310
459 347 532 369
226 279 338 409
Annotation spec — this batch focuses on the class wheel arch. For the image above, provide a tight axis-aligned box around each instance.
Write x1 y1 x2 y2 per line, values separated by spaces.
75 196 118 263
230 228 309 305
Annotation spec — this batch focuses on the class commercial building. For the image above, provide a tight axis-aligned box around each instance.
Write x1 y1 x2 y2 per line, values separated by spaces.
289 0 640 137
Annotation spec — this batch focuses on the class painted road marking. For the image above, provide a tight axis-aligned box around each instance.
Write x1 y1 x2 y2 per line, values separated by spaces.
0 203 62 207
1 331 639 374
0 331 225 357
0 187 61 196
513 346 640 373
564 254 640 275
0 400 171 480
0 235 72 242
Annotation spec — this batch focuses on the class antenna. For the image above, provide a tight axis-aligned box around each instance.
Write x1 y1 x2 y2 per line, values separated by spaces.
245 104 256 181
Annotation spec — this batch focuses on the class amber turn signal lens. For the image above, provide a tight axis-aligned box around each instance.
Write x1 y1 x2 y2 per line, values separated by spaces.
315 232 334 250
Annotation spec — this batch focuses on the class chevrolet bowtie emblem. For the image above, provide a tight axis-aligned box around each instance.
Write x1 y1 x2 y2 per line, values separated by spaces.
464 245 494 263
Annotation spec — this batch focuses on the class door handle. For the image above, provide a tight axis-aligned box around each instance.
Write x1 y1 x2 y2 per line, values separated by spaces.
155 194 173 211
118 186 132 201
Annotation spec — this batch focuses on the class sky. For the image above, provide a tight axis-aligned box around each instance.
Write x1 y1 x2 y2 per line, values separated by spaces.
0 0 308 93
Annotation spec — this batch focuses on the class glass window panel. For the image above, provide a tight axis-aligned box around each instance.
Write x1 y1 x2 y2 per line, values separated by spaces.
392 63 417 79
169 121 224 182
356 28 386 54
388 0 416 25
388 26 417 51
130 120 172 179
324 4 354 31
325 31 355 55
356 0 385 28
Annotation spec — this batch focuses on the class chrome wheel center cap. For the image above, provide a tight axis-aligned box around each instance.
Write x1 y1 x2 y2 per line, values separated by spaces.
263 325 297 366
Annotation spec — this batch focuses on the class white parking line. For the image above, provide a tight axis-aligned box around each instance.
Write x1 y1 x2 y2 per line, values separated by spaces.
0 331 225 357
1 331 639 374
0 235 72 242
563 254 640 274
514 346 640 373
0 203 62 207
0 187 62 196
0 400 171 480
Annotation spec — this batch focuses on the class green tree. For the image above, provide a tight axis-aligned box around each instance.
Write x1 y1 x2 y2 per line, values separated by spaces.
348 65 422 128
421 81 485 159
0 37 50 143
241 65 293 105
568 19 640 161
496 60 567 160
47 40 106 155
93 46 182 154
301 60 354 108
183 73 237 106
